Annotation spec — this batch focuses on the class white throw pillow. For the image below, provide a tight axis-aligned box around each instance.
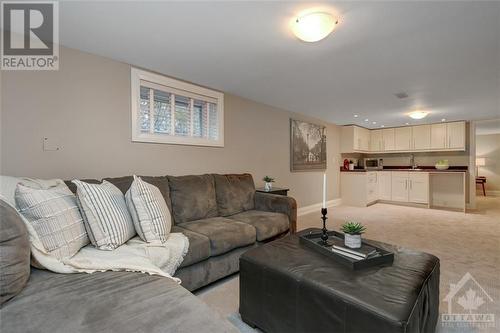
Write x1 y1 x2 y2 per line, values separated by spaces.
126 175 172 243
72 180 135 250
15 180 89 259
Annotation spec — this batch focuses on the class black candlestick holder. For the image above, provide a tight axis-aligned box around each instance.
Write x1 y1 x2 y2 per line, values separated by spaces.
318 207 331 247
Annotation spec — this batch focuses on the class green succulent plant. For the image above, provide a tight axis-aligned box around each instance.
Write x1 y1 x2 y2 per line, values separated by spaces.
263 176 275 183
341 221 366 235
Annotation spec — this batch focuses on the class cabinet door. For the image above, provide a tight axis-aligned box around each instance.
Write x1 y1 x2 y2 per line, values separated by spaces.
353 126 361 150
366 172 378 202
370 130 383 151
412 125 431 150
431 123 447 149
408 173 429 203
391 172 409 202
447 121 465 149
383 128 395 151
377 172 392 200
394 127 412 151
360 127 370 151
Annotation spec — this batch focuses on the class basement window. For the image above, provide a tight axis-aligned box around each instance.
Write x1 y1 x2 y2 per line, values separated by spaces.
131 68 224 147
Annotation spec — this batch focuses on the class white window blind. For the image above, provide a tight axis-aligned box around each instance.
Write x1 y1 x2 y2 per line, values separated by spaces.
131 68 224 147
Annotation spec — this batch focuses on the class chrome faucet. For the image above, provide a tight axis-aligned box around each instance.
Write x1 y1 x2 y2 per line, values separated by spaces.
410 154 418 169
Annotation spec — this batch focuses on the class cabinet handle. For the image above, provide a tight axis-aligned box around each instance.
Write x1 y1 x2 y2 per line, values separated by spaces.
448 137 451 148
410 180 412 190
405 179 407 189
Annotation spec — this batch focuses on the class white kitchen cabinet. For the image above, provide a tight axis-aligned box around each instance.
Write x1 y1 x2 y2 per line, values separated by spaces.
377 172 392 200
382 128 395 151
366 172 378 203
341 125 370 153
394 127 412 151
447 121 466 150
370 129 383 151
391 172 409 202
408 173 429 204
431 123 447 149
390 171 429 204
412 125 431 150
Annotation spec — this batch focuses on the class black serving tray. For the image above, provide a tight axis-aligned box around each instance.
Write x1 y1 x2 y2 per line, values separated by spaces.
299 230 394 270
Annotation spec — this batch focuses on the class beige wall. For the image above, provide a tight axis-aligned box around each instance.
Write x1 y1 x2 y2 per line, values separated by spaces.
0 47 341 207
476 134 500 194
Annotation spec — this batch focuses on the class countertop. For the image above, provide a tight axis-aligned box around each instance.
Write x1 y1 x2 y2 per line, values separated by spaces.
340 166 468 173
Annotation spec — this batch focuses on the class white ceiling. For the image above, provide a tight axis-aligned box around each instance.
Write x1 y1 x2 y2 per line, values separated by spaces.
59 1 500 128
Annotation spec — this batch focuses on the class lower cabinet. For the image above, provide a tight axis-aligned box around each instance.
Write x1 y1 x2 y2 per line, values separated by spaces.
377 171 392 200
408 173 429 203
390 172 429 204
341 171 429 207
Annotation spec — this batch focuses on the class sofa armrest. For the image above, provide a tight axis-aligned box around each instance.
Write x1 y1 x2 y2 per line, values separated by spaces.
254 192 297 234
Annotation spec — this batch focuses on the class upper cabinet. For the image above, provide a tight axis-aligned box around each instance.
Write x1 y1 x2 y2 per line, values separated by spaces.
382 128 395 151
447 121 466 149
412 125 431 150
370 129 383 151
341 121 466 153
430 123 447 149
394 127 412 151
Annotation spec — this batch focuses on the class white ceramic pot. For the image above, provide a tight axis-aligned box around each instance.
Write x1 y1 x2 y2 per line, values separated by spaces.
349 163 354 171
344 234 362 249
264 182 273 191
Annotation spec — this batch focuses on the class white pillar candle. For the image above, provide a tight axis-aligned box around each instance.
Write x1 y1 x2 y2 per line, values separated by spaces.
322 173 327 208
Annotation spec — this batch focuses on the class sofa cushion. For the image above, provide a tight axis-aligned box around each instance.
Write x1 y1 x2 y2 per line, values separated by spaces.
126 176 172 243
167 174 218 224
229 210 289 241
72 180 136 250
15 182 90 259
0 269 237 332
0 200 30 306
179 217 256 256
172 226 210 268
214 174 255 216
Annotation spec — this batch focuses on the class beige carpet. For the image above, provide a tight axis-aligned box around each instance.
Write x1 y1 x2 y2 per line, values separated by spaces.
195 196 500 332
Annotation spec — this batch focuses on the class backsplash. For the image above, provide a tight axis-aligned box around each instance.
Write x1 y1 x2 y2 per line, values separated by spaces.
341 151 469 168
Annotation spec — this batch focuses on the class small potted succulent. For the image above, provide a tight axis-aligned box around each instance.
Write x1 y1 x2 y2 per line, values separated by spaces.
341 221 366 249
262 176 275 191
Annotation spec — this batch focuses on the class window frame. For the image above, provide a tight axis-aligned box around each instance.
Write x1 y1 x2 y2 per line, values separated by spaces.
131 67 224 147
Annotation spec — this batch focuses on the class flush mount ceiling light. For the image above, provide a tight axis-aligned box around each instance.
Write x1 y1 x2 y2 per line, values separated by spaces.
292 12 339 42
408 110 429 120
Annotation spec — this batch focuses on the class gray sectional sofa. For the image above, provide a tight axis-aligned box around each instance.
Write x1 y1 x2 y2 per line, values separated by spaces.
0 173 297 332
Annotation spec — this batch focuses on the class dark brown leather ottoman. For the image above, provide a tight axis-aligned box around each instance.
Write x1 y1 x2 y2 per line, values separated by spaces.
239 228 440 333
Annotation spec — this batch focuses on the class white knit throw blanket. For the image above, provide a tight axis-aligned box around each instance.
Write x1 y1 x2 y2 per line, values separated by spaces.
0 176 189 283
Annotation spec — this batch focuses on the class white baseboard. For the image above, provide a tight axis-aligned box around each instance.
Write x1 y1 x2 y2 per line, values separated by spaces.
298 199 342 216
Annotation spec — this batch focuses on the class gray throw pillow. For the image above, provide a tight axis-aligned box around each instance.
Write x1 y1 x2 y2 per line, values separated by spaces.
15 182 89 259
125 176 172 243
214 174 255 216
73 180 135 250
0 200 30 305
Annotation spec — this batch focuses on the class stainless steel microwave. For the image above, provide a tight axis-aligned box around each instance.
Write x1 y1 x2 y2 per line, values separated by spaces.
364 158 383 170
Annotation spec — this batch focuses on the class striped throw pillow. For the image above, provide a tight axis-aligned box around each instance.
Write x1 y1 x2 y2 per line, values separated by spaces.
72 180 135 250
15 181 89 259
126 175 172 243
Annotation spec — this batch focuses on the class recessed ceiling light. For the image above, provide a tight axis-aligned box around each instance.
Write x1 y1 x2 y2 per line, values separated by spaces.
292 12 339 42
405 122 410 125
408 110 429 120
372 121 377 124
381 125 385 128
364 118 369 122
441 118 446 122
353 114 358 118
